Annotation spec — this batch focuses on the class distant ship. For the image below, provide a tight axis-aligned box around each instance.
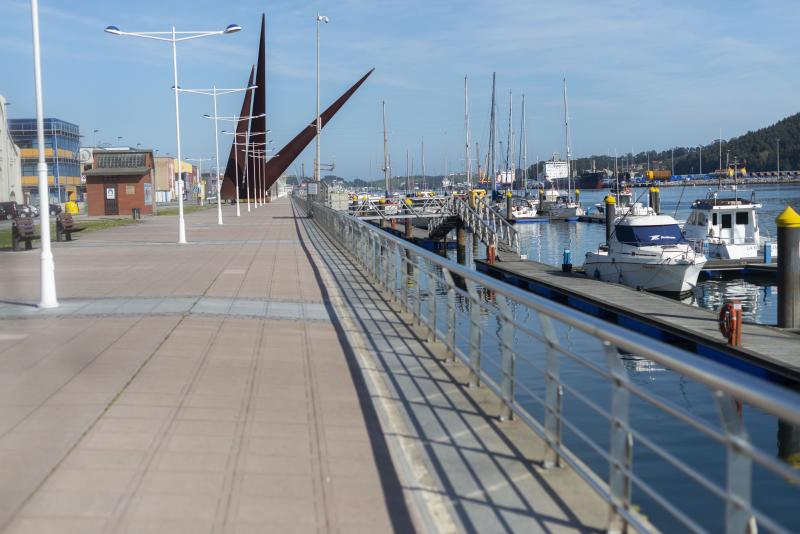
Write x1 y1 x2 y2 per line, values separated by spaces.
576 169 606 190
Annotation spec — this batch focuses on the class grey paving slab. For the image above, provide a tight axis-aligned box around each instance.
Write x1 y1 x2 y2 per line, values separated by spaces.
0 200 412 534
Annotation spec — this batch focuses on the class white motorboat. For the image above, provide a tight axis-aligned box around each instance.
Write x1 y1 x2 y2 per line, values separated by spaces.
682 189 762 260
584 214 707 294
510 199 541 223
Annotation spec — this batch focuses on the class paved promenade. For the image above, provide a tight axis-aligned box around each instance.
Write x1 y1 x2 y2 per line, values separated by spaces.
0 199 607 533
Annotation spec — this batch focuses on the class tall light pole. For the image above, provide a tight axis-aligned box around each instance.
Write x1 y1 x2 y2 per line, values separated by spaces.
104 22 241 243
777 138 781 175
30 0 57 308
315 14 329 185
222 125 267 213
178 85 254 222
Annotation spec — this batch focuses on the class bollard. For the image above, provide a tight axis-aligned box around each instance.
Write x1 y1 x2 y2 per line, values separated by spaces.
778 420 800 468
776 206 800 329
575 188 581 204
506 191 513 221
457 223 467 265
562 249 572 273
649 186 661 215
404 198 413 239
487 244 496 265
604 195 617 244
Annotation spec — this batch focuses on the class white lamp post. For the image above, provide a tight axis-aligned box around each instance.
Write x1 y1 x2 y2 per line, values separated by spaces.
221 125 267 213
315 14 329 185
30 0 57 308
181 85 255 222
104 22 241 243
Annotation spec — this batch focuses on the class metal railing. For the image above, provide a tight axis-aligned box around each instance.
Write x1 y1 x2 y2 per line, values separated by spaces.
294 193 800 534
428 195 521 256
348 195 451 221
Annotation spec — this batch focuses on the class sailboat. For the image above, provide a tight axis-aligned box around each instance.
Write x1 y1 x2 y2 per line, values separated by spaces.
539 79 583 221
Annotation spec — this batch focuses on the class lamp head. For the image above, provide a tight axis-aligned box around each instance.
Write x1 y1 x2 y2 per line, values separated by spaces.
317 15 329 23
104 25 122 35
202 114 212 119
224 24 242 34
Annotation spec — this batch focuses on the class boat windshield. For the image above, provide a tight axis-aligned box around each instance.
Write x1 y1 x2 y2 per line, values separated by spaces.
616 224 685 246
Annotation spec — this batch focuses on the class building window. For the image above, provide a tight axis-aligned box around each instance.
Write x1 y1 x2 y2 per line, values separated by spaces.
126 185 136 195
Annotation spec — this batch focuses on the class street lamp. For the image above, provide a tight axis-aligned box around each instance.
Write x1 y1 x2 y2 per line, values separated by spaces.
104 22 241 244
315 14 329 185
181 84 256 222
247 144 269 207
30 0 57 308
221 123 267 212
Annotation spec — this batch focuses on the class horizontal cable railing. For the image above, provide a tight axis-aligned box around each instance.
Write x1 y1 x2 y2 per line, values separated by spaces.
293 193 800 534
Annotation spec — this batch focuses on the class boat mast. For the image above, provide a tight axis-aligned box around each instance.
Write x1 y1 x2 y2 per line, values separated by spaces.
489 72 497 192
406 148 410 193
520 93 527 194
421 137 426 191
563 78 572 198
465 75 471 189
508 91 514 191
382 100 390 195
475 141 481 185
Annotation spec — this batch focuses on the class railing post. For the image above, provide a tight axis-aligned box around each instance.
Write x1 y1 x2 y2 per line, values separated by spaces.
424 259 437 342
442 268 457 361
496 294 515 421
465 280 481 387
538 314 563 469
715 391 755 534
413 253 422 325
604 341 633 534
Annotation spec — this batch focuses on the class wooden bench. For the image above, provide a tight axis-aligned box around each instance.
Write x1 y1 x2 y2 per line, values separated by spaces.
11 218 39 251
55 213 85 242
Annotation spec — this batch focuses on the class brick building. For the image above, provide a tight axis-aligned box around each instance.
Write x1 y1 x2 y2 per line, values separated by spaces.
84 149 154 216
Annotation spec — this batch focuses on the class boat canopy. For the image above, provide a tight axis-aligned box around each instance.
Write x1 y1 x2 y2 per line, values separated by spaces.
616 224 686 246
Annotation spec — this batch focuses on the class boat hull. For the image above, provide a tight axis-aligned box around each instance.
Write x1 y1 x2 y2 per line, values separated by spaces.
583 255 705 294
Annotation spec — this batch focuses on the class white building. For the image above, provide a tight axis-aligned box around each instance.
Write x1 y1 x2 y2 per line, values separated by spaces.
0 95 22 202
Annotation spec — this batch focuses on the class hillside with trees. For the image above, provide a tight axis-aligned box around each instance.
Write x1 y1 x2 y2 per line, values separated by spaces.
562 112 800 177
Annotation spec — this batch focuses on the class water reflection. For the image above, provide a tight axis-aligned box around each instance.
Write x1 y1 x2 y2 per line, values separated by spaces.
687 276 777 325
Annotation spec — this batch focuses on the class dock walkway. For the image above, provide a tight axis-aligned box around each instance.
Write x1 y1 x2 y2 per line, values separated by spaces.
0 200 607 533
477 257 800 382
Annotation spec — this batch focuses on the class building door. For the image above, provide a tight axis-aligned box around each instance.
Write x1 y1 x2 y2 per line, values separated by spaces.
104 185 118 215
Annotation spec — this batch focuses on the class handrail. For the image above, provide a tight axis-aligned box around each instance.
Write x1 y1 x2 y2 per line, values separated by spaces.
294 193 800 534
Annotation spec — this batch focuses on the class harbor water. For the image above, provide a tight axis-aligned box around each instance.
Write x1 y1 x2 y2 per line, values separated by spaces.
424 182 800 531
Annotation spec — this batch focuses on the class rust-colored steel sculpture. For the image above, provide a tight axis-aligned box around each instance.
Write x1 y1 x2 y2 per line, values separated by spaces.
220 65 255 199
223 12 373 198
262 68 374 191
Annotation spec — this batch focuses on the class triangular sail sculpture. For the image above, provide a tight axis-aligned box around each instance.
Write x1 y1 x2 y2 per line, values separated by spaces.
247 13 267 196
220 65 255 199
222 12 373 197
262 68 374 191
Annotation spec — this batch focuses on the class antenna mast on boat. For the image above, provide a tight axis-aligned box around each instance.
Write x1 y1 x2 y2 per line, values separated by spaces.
465 75 471 189
563 77 573 198
489 72 497 192
382 100 390 195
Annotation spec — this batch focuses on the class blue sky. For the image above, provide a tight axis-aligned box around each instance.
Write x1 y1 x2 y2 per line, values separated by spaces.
2 0 798 179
